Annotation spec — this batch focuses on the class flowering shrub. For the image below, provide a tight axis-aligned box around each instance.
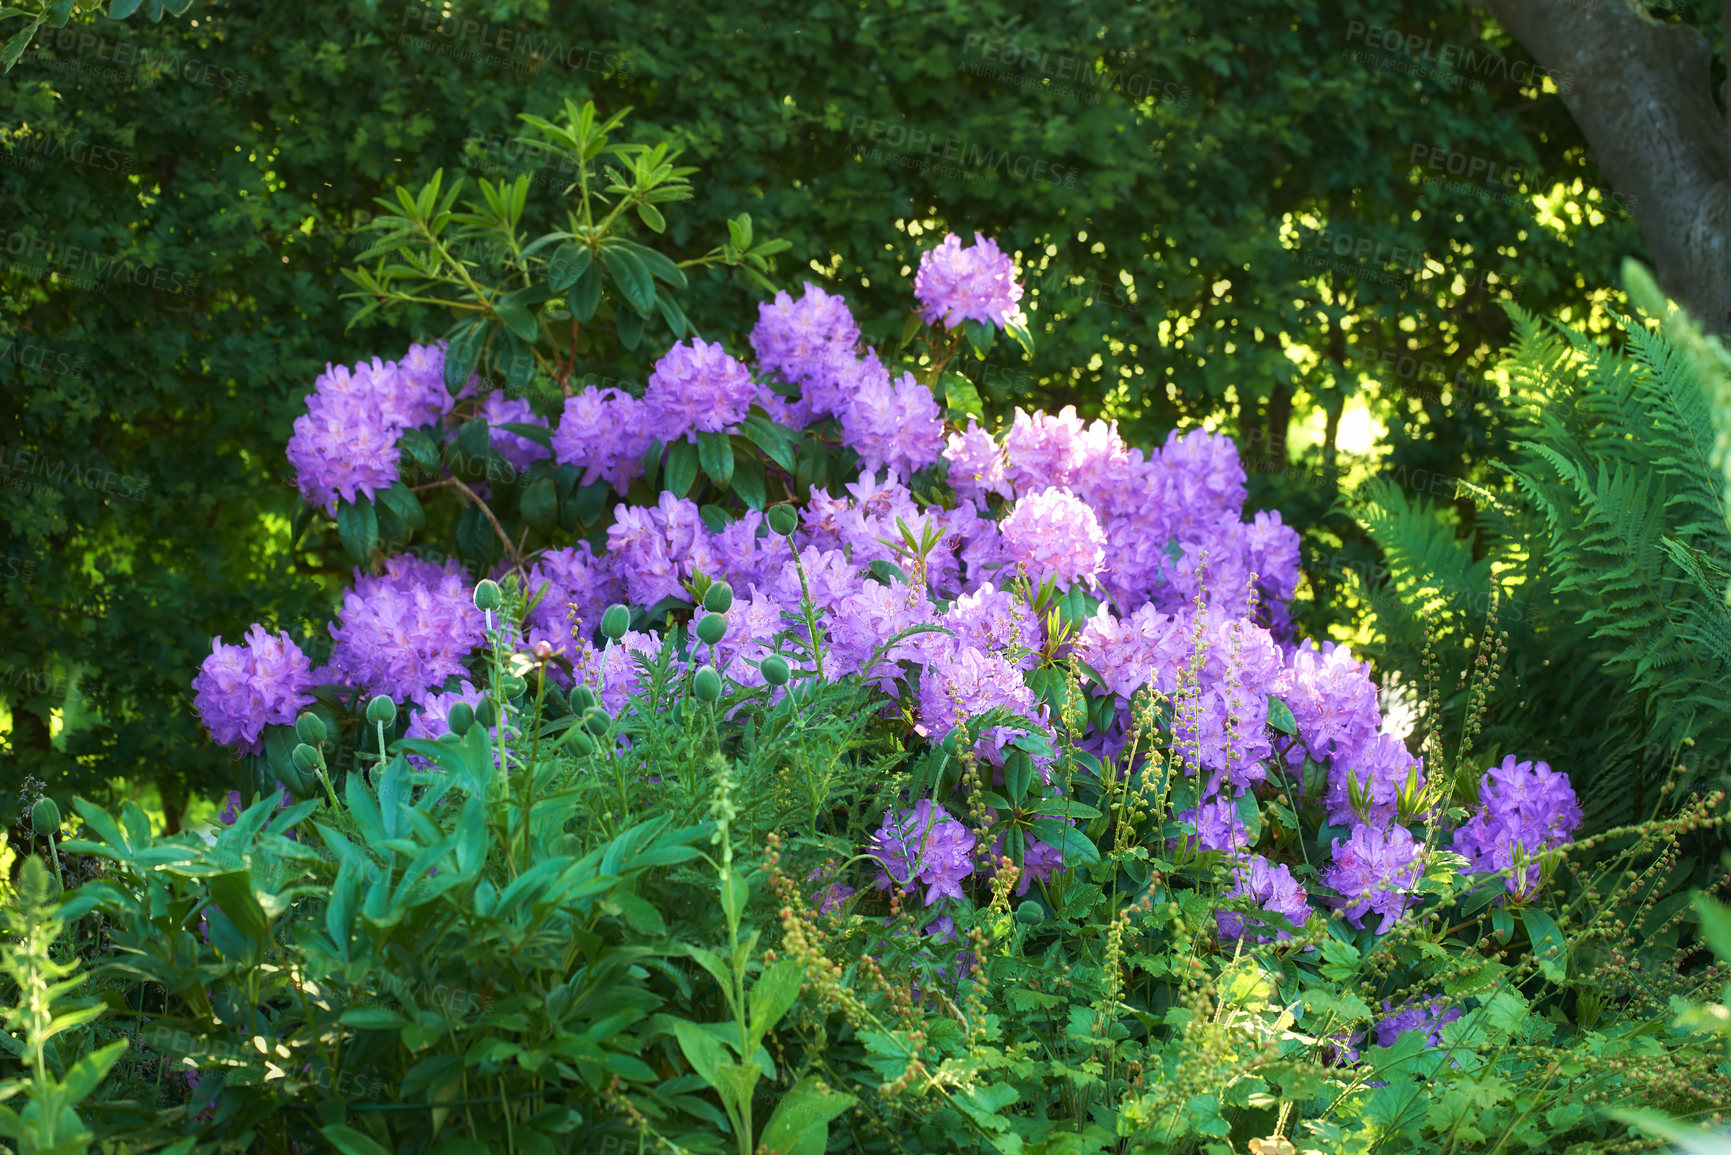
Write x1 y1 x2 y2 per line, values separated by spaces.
15 104 1730 1155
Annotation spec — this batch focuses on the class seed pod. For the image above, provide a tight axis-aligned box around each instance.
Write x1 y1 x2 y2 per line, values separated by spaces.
1015 900 1044 926
498 674 527 699
448 701 475 736
473 579 503 612
475 699 499 729
30 796 61 836
696 613 728 646
291 744 321 775
366 695 397 725
760 654 791 686
570 684 597 712
702 581 734 614
568 729 596 755
601 604 631 640
692 665 722 702
582 708 610 736
295 712 327 747
767 505 798 536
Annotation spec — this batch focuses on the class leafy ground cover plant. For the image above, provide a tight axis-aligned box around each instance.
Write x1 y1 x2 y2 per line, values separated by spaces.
6 103 1730 1155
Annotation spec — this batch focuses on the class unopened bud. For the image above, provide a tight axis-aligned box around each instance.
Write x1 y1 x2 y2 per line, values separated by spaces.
366 695 397 725
692 665 722 702
703 582 734 614
295 712 327 746
473 579 503 612
601 604 631 640
696 613 728 646
30 796 61 836
767 505 798 536
448 702 475 736
760 654 790 686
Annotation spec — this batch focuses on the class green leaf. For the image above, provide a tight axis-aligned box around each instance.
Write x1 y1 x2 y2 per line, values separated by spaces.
108 0 144 17
749 960 805 1044
1028 819 1098 866
739 414 796 472
455 797 488 877
672 1020 733 1112
1613 1109 1731 1155
376 483 425 533
59 1039 128 1106
547 243 592 291
731 455 766 510
616 302 645 350
445 319 486 393
205 870 271 942
320 1125 395 1155
1266 696 1298 735
340 1007 412 1030
697 431 735 489
665 439 699 497
759 1075 858 1155
493 290 542 341
569 265 602 322
521 476 559 531
1003 750 1034 804
962 319 996 356
720 871 749 929
335 499 379 565
943 374 984 418
1522 908 1569 983
614 239 689 289
600 245 655 315
656 291 692 338
638 202 666 233
1695 895 1731 962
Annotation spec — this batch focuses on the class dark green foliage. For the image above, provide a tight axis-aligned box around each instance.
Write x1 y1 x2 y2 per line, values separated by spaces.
0 0 1647 825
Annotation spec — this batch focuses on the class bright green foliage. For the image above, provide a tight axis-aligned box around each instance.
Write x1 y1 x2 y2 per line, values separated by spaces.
1351 287 1731 830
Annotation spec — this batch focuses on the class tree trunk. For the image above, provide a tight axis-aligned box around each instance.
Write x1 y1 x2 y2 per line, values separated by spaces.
1482 0 1731 330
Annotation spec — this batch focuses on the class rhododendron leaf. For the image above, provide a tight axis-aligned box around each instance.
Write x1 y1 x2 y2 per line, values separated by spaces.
614 239 688 289
616 303 645 350
520 477 559 531
962 319 996 357
445 320 485 392
1004 750 1034 803
1029 819 1098 866
377 483 425 532
600 246 655 315
739 414 796 472
731 456 766 510
665 440 699 497
335 499 379 566
1003 318 1035 357
497 422 553 450
657 291 692 338
638 202 666 233
897 311 924 351
546 243 591 291
569 266 602 322
868 560 908 586
698 431 735 490
942 374 984 419
493 292 541 343
1266 696 1299 735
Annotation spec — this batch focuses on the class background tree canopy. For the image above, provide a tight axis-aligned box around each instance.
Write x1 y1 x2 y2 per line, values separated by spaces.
0 0 1660 828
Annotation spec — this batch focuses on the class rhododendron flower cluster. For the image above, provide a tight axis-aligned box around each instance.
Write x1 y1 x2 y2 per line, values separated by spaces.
197 231 1584 1066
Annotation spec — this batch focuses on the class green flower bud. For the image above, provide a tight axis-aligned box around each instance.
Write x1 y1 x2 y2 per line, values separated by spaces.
295 712 327 747
568 729 596 756
366 695 397 725
692 665 722 702
570 684 597 712
30 796 61 836
702 581 734 614
291 744 321 774
760 654 790 686
696 613 728 646
473 579 503 612
582 708 611 736
601 603 631 640
448 701 475 736
767 505 798 536
475 699 498 729
1015 900 1044 926
499 674 527 699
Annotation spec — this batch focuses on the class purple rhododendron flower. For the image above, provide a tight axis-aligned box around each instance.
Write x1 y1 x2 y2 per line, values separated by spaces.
944 420 1013 505
1373 997 1462 1049
192 625 317 754
1217 853 1311 942
1323 823 1425 935
914 232 1025 330
1325 732 1425 828
479 391 552 474
871 799 976 905
915 641 1048 759
751 282 861 390
1173 794 1252 860
999 487 1107 588
523 543 621 680
840 369 944 481
552 386 654 492
1452 755 1582 895
644 338 756 441
326 555 485 703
